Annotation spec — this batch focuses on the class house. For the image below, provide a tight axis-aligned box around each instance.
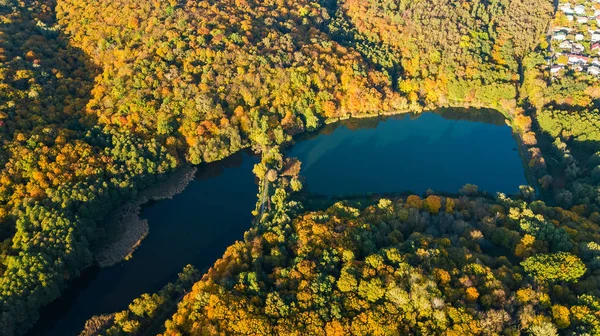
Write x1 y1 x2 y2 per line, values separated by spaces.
589 66 600 76
592 58 600 67
573 43 585 53
553 32 567 41
559 40 573 49
551 65 564 74
554 27 572 33
592 33 600 42
577 16 589 24
554 26 571 32
568 54 590 65
575 4 586 15
561 3 574 14
592 43 600 53
560 2 571 10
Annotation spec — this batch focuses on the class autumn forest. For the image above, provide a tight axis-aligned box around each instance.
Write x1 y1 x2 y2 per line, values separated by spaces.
2 0 600 335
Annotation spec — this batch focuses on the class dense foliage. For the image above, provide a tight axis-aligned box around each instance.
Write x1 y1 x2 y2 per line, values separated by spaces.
163 194 600 335
326 0 553 108
56 0 404 162
0 0 403 332
0 2 179 334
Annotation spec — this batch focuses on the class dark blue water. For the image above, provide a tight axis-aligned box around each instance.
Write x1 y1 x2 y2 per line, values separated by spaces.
34 109 527 335
35 151 260 336
289 111 526 195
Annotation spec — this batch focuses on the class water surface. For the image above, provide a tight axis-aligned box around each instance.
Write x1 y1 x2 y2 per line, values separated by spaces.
289 110 526 195
35 152 259 336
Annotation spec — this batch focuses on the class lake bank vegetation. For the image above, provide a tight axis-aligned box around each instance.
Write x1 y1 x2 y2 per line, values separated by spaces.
163 183 600 335
80 265 200 336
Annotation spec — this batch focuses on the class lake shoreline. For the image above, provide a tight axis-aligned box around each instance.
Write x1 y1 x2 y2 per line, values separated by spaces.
96 104 524 268
96 165 198 267
37 106 530 336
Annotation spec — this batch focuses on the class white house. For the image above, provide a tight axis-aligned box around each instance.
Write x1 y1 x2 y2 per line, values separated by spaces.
588 66 600 76
554 27 573 33
561 2 574 14
576 33 584 41
560 2 572 12
573 43 585 53
568 54 590 65
575 4 586 15
559 40 573 49
577 16 589 24
592 33 600 42
553 32 568 41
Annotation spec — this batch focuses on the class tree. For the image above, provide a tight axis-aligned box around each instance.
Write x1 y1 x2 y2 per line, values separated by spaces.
551 304 570 329
337 267 358 293
522 253 587 283
424 196 442 214
459 184 478 196
466 287 479 302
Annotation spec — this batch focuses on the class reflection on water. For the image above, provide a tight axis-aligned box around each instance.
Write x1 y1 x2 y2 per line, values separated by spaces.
288 110 525 196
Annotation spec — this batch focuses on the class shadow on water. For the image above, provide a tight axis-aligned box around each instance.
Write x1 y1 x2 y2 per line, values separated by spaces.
435 107 507 126
30 151 260 336
294 107 507 143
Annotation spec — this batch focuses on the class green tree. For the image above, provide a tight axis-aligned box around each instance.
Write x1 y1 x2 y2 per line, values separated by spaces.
522 253 586 283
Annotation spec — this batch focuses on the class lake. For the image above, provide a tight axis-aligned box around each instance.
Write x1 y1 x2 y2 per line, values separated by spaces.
33 109 527 335
32 152 260 336
289 109 527 196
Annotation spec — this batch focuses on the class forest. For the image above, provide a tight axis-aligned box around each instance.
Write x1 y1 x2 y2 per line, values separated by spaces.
3 0 600 335
160 192 600 335
326 0 553 109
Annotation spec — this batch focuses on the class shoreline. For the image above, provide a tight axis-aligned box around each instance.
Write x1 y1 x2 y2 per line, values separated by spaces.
95 103 527 269
96 165 198 267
